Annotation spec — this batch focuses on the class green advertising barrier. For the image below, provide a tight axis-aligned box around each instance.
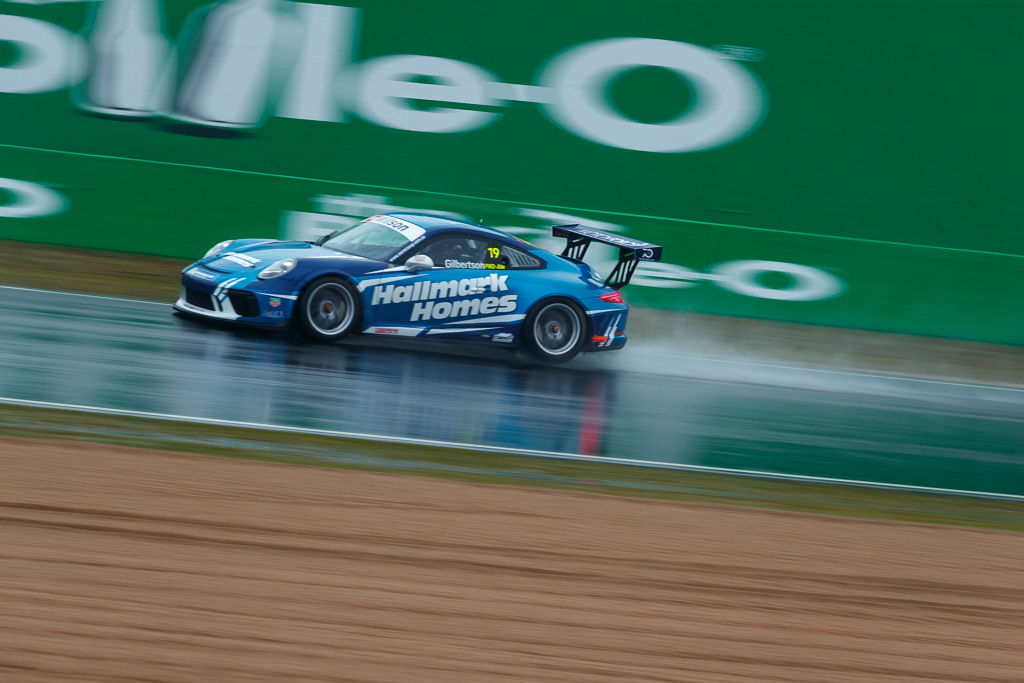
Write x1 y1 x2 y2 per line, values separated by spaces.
1 0 1022 343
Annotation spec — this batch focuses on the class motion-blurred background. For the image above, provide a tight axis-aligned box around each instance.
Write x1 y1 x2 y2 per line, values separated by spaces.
4 0 1022 346
3 5 1024 680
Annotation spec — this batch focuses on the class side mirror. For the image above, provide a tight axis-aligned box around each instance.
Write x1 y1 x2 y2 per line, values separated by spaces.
404 254 434 272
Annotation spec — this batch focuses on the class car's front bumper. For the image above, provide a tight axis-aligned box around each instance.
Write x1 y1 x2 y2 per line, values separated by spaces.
175 265 297 325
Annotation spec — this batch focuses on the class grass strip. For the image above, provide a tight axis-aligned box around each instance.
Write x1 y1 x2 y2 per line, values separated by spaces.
2 403 1021 532
0 239 186 302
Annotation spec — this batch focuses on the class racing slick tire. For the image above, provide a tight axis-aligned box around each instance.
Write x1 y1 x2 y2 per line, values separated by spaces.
522 298 587 364
295 277 361 342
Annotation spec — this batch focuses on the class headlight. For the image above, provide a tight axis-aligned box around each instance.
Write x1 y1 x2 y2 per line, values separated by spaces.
204 240 232 258
258 258 298 280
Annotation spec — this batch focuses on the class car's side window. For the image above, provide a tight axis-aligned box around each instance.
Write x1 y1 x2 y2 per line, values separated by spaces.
410 235 488 269
407 235 544 271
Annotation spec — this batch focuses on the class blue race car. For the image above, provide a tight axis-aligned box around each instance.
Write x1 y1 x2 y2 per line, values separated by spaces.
173 213 662 363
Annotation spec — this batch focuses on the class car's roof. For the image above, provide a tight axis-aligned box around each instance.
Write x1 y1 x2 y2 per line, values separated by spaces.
387 212 511 239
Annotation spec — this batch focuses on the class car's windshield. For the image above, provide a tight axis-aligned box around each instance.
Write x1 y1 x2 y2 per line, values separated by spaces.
320 216 426 261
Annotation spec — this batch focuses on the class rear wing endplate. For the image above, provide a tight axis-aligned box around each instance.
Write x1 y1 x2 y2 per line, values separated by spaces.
552 224 662 289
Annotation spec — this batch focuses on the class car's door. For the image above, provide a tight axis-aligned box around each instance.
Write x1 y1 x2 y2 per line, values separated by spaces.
364 234 542 335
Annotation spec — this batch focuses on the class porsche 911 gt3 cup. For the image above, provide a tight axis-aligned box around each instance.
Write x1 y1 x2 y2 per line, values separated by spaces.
173 213 662 362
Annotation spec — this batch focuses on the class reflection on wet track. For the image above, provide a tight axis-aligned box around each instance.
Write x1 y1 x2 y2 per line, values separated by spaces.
2 286 1023 496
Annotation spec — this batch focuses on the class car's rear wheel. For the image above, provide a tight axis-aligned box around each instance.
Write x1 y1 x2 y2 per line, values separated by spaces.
523 299 586 363
295 277 361 342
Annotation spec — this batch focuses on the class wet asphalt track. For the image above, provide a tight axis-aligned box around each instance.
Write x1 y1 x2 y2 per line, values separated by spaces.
1 285 1022 497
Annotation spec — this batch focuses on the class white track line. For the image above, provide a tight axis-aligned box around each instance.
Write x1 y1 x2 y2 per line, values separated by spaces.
2 397 1022 502
0 284 172 306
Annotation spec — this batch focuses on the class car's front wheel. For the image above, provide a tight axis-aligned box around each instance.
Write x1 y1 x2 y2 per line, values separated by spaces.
295 277 361 342
522 299 587 363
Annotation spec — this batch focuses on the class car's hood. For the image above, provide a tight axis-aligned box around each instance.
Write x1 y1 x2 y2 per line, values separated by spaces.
200 240 377 273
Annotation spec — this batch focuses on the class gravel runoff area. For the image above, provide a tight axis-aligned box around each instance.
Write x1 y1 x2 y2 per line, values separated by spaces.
2 436 1022 682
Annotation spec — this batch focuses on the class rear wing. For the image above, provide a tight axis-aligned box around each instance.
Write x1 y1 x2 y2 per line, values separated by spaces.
552 224 662 289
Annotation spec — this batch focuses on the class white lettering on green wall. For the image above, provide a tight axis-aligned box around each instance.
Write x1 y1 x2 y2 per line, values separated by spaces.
0 178 67 218
0 0 766 153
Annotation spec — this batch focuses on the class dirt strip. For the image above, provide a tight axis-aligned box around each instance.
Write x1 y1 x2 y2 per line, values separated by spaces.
1 436 1022 682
